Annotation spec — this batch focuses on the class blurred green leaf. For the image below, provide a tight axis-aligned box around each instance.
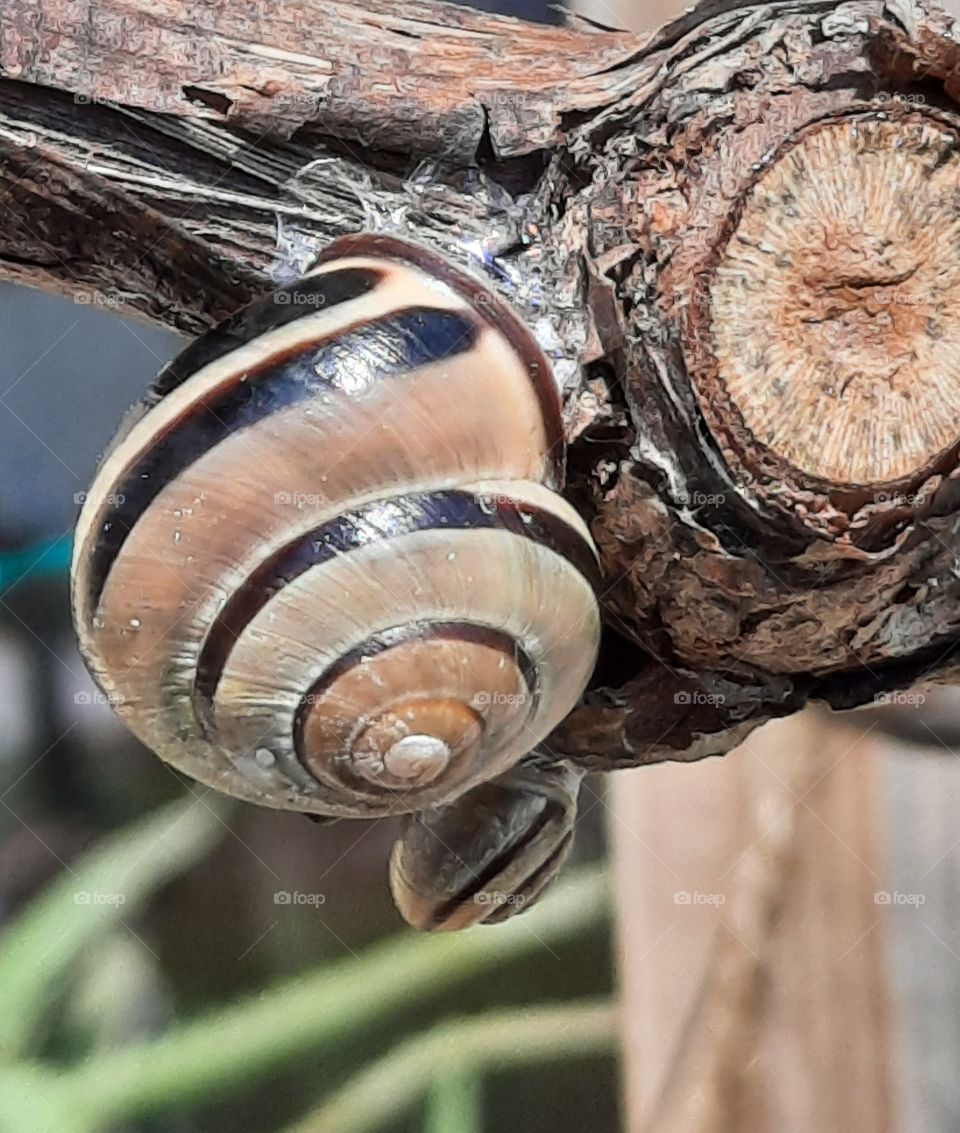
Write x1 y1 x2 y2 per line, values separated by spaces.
0 795 226 1058
68 866 609 1128
0 793 608 1133
63 932 170 1057
0 1066 94 1133
286 999 617 1133
425 1068 482 1133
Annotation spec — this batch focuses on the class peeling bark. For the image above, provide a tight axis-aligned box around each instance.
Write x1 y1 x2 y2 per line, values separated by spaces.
2 0 960 772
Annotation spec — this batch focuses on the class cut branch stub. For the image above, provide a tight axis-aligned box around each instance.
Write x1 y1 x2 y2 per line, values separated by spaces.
705 114 960 486
570 9 960 761
683 109 960 532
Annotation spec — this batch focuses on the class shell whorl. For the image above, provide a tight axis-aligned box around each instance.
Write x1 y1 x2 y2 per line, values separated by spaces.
71 235 601 817
390 755 584 931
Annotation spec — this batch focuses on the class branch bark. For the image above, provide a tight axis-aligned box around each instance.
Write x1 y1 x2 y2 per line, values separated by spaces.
0 0 643 331
3 0 960 772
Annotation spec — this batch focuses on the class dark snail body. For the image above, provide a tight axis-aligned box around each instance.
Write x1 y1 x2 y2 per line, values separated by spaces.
390 755 583 931
72 236 601 835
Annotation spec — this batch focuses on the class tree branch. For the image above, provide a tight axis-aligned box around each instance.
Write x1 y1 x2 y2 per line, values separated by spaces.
3 0 960 772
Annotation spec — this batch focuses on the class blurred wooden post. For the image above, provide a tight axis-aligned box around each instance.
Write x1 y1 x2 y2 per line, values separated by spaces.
607 710 894 1132
568 0 926 1119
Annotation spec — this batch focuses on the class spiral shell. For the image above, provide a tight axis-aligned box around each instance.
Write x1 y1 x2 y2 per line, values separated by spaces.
390 756 583 930
72 235 601 817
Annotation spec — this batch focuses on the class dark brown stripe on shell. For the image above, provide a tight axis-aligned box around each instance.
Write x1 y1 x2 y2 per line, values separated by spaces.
83 308 479 617
480 830 574 925
192 490 599 715
318 234 564 485
429 804 573 929
150 267 382 401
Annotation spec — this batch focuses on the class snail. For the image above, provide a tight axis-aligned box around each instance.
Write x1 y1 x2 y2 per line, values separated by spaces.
71 233 602 929
390 754 584 931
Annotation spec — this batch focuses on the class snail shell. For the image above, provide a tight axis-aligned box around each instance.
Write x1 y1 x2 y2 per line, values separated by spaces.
72 235 601 818
389 754 583 930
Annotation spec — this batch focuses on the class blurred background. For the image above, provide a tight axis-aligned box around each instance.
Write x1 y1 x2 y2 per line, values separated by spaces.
4 0 960 1132
0 274 615 1133
0 2 615 1132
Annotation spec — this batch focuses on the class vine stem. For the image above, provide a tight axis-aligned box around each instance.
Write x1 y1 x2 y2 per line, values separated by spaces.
287 1000 618 1133
54 866 608 1128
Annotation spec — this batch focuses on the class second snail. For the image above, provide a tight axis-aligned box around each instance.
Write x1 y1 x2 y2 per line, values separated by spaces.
71 233 603 930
